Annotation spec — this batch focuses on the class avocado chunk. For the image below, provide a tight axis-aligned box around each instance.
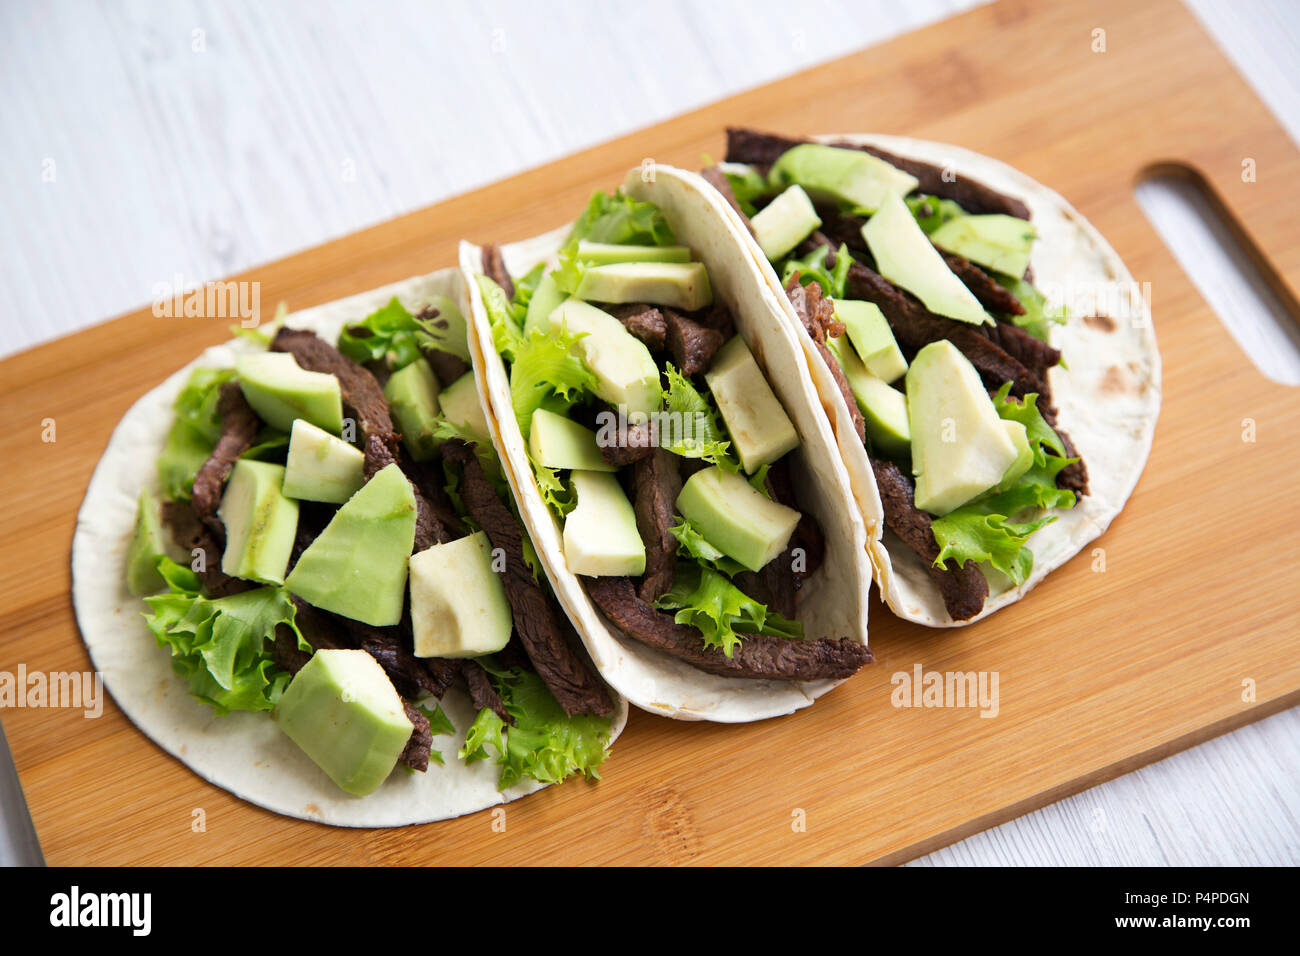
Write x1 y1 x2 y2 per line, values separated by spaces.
284 463 417 626
770 143 919 215
835 298 907 383
906 341 1020 516
418 294 472 362
523 271 568 337
562 470 646 577
236 352 344 434
575 261 713 311
750 184 822 261
125 488 168 595
549 299 661 418
282 418 365 504
931 215 1037 280
676 465 800 573
218 460 300 585
409 531 512 658
529 408 616 472
826 334 911 460
863 193 990 326
274 649 412 796
384 357 442 461
703 335 800 473
575 241 692 265
437 371 490 443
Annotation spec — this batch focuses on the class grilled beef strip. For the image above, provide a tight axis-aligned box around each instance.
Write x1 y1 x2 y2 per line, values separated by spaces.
585 576 871 680
481 244 515 301
413 303 471 384
663 308 725 375
870 458 989 621
785 274 867 444
160 499 253 598
695 301 736 339
399 702 433 771
724 127 1031 220
760 457 826 619
598 420 656 467
442 440 613 717
608 303 668 352
940 252 1026 316
461 659 513 725
631 448 682 603
190 382 261 537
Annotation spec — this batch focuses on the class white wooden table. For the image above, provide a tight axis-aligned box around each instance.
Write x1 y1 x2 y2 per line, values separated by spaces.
2 0 1296 866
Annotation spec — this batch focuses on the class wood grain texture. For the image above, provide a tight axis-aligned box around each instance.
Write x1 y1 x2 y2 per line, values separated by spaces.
1 0 1298 865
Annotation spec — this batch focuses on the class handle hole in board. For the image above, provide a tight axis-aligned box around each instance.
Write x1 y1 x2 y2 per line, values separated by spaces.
1135 165 1300 386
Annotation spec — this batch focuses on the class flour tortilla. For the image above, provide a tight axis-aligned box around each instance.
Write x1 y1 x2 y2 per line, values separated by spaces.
71 267 627 827
713 134 1161 626
459 164 872 722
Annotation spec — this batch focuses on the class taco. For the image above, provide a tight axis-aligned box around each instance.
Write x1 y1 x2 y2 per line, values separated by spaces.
72 267 626 827
696 128 1160 625
459 165 873 723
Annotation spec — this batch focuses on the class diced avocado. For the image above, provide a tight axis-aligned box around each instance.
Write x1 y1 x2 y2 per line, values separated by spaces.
575 241 692 265
409 531 512 659
529 408 616 472
826 334 911 460
218 460 300 585
562 470 645 577
418 294 472 362
284 463 417 626
769 143 919 215
862 193 990 326
995 419 1033 491
676 465 800 573
931 215 1037 280
523 271 568 337
383 358 442 461
438 371 490 442
274 649 412 796
549 299 661 418
703 335 800 473
125 488 167 595
282 418 365 504
750 184 822 261
236 352 344 434
834 298 907 383
575 261 713 311
906 341 1020 516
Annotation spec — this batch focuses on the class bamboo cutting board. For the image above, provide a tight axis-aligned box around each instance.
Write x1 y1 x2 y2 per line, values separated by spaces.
2 0 1297 865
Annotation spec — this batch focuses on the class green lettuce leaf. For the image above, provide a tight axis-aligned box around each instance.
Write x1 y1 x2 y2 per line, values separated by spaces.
659 364 736 469
996 276 1068 342
781 243 853 298
654 565 802 657
720 163 772 217
143 557 307 715
509 262 546 324
566 189 676 247
337 296 433 369
158 367 237 501
907 195 966 233
669 519 746 577
416 702 458 766
991 384 1066 466
532 457 578 518
931 511 1057 586
459 662 613 789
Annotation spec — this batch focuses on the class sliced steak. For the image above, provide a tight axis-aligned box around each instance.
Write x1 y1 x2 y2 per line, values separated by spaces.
695 301 736 339
724 127 1031 219
399 701 432 772
980 322 1061 391
762 457 825 618
461 659 513 725
663 308 725 376
870 457 988 621
608 303 667 351
585 576 871 681
414 304 471 385
160 499 252 598
191 382 260 536
632 448 682 603
599 420 657 467
940 251 1026 316
481 244 514 300
442 440 613 717
785 273 866 443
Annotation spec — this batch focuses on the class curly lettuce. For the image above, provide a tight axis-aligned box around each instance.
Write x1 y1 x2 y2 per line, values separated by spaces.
566 189 676 247
459 662 613 789
143 557 307 715
659 364 736 469
654 565 802 658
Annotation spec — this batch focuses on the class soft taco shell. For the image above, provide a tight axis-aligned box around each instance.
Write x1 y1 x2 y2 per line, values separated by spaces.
711 134 1161 626
459 164 872 722
71 267 627 827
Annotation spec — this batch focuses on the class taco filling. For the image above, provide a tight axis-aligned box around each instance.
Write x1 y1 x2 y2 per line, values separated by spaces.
711 128 1089 621
470 188 870 681
129 293 616 797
